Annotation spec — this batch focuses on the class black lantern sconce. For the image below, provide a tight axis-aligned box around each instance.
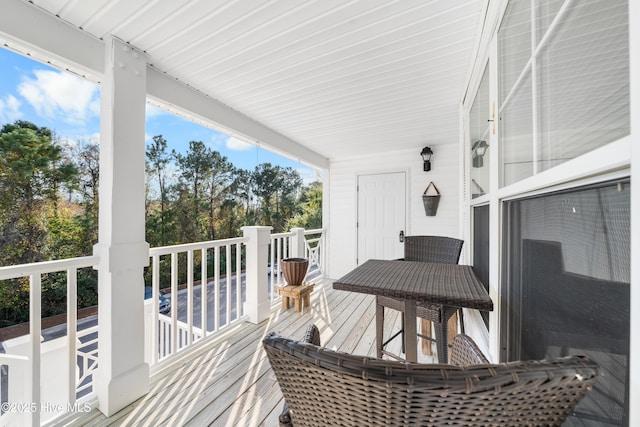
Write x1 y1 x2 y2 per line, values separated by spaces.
471 140 489 168
420 146 433 171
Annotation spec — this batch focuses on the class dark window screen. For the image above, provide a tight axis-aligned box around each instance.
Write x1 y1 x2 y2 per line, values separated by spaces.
502 179 630 425
472 205 489 328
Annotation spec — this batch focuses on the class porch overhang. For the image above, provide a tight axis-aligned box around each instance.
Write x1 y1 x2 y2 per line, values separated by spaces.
0 0 329 170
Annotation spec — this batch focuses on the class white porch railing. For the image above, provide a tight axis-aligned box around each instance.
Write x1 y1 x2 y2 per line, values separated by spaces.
304 228 325 279
146 236 247 365
268 231 291 301
0 227 325 425
267 228 326 301
146 228 326 365
156 315 204 360
76 324 98 398
0 256 99 426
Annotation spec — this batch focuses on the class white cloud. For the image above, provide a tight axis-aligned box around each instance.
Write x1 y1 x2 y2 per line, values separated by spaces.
226 136 253 151
209 133 227 149
18 69 99 125
89 97 100 117
0 94 22 124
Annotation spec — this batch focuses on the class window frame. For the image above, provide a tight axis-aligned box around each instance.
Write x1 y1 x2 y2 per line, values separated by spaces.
461 0 632 361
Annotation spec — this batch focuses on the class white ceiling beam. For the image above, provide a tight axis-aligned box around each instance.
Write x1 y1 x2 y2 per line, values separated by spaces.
0 0 328 169
0 0 104 80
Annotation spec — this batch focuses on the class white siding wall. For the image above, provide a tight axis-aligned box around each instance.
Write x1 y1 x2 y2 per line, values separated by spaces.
327 143 460 279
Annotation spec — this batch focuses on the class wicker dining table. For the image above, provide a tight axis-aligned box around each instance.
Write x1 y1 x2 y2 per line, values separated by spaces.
333 259 493 363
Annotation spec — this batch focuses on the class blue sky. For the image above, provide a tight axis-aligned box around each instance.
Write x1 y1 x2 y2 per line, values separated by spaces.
0 46 317 183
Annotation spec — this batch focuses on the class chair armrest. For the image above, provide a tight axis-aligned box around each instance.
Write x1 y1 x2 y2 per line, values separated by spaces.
302 324 321 346
450 334 489 365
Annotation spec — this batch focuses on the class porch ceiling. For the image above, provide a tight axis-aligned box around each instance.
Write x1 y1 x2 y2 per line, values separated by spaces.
23 0 484 162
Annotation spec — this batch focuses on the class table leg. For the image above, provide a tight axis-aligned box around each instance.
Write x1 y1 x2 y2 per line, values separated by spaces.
404 300 417 363
434 318 447 363
435 306 459 363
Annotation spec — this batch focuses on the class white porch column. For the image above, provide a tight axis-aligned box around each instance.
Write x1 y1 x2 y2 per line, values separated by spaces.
93 37 150 416
290 228 307 258
242 226 272 324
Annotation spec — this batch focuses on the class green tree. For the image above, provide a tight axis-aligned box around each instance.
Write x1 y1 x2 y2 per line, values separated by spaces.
174 141 215 241
146 135 173 245
252 163 303 232
0 120 77 265
252 163 280 227
204 151 235 240
46 202 86 259
68 137 99 255
234 168 256 223
171 183 195 244
287 180 322 230
0 120 80 325
275 166 303 229
216 198 242 238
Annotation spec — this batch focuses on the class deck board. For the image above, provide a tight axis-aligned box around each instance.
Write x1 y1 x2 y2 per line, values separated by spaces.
80 280 436 427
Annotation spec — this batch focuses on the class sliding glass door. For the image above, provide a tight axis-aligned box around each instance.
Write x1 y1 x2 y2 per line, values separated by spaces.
463 1 632 424
502 179 630 425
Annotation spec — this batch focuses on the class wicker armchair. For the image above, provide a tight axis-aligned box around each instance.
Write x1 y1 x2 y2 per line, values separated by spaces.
376 235 464 359
277 324 321 426
263 326 600 427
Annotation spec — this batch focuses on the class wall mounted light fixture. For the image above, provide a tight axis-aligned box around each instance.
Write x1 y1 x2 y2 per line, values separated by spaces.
420 146 433 171
471 140 489 168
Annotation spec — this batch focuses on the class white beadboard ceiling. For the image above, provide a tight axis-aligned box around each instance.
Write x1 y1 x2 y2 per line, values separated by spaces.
25 0 485 164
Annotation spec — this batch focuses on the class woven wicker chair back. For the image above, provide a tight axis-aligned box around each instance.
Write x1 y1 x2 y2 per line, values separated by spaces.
404 235 463 264
264 329 599 427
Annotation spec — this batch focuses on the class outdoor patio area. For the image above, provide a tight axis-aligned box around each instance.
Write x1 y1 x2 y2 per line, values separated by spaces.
80 280 423 426
0 1 637 425
71 276 615 427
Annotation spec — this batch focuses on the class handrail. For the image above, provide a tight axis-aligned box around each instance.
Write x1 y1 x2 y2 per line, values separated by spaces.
271 231 293 238
0 353 29 363
0 255 99 280
149 236 247 255
303 228 325 235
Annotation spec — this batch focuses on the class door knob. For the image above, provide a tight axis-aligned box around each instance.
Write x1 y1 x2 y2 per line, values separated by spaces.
399 230 404 242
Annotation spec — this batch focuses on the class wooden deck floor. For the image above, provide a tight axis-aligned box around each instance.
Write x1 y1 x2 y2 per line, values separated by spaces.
80 280 437 427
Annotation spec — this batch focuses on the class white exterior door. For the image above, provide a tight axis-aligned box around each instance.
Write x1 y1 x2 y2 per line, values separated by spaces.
357 172 406 264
